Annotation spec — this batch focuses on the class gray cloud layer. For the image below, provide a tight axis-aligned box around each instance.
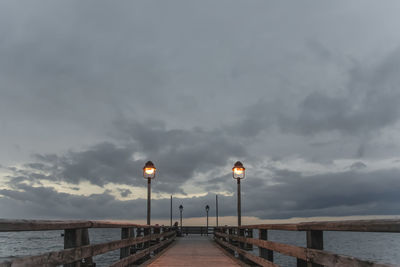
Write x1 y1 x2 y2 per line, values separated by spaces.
2 167 400 220
1 1 400 220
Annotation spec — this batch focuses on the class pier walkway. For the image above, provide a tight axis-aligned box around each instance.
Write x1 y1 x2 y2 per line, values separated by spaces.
1 219 399 266
147 235 241 267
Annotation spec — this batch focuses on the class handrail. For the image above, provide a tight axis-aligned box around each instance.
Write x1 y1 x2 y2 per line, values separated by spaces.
0 219 157 231
0 219 177 267
214 219 400 267
236 219 400 232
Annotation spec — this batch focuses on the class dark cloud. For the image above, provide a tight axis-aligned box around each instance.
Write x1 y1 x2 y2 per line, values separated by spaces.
234 47 400 138
2 168 400 220
241 168 400 219
349 161 367 170
117 188 132 198
5 121 245 194
1 1 400 221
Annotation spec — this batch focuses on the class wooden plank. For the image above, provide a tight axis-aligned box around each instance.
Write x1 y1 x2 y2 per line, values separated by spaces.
215 237 279 267
109 234 176 267
0 220 92 232
0 219 155 232
215 232 307 260
90 220 151 229
0 231 175 267
238 219 400 232
297 220 400 233
215 232 397 267
221 224 299 231
306 248 397 267
148 235 241 266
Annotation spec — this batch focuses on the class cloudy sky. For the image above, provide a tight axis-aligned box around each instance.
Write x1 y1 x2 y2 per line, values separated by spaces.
1 1 400 225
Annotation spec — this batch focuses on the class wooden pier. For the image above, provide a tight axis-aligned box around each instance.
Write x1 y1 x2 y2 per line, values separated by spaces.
0 219 399 266
147 235 241 266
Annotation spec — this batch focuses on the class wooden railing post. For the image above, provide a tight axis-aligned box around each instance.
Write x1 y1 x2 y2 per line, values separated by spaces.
120 227 132 259
154 226 161 254
259 229 273 262
245 229 253 250
64 228 83 267
227 228 235 255
307 230 324 267
238 227 245 261
297 230 324 267
144 227 151 259
81 229 95 267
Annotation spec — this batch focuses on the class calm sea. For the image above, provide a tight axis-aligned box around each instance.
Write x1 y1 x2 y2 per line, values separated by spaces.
0 229 399 266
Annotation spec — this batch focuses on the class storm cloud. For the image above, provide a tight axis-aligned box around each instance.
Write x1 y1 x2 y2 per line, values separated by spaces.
1 1 400 221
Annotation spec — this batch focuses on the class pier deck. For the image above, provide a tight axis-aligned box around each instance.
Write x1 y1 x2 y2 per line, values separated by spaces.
147 235 241 267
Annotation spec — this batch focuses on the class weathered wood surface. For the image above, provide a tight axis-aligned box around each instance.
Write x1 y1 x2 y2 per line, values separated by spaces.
214 232 397 267
259 229 273 262
148 235 242 267
0 220 92 232
238 219 400 233
0 219 157 232
215 237 279 267
110 235 175 267
297 220 400 233
0 231 175 267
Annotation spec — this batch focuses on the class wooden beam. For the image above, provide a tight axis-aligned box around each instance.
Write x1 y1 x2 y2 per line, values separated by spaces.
215 237 279 267
259 229 273 262
214 232 396 267
0 220 92 232
109 234 176 267
0 231 175 267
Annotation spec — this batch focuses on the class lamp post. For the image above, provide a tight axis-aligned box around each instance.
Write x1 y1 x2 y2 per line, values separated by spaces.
232 161 245 226
205 205 209 236
179 204 183 233
143 161 156 225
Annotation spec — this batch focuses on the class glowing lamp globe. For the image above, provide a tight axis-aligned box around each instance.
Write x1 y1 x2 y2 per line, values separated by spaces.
143 161 156 179
232 161 245 179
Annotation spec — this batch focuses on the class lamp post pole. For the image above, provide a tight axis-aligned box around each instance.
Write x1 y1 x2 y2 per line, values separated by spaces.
205 205 209 236
232 161 245 227
147 178 151 225
143 161 156 226
216 195 219 227
179 205 183 234
170 195 173 227
237 179 241 226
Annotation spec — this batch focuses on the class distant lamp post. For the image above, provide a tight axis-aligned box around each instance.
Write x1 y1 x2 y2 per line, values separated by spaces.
143 161 156 225
179 205 183 233
232 161 245 226
205 205 210 236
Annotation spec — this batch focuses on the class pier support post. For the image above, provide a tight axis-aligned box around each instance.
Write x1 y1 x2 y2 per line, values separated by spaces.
238 228 245 261
297 230 324 267
227 228 235 255
154 227 161 254
120 228 133 259
63 228 94 267
259 229 273 262
307 230 324 267
245 229 253 250
64 229 82 267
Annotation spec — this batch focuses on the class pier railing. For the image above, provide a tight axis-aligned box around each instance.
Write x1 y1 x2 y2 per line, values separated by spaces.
214 219 399 267
0 219 176 267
